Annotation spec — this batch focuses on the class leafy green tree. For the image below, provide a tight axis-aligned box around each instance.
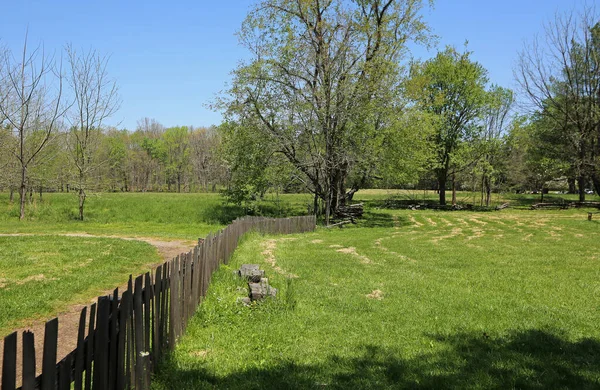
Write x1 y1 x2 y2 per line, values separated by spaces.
220 121 292 207
477 86 513 206
406 46 490 205
162 126 190 193
102 128 130 191
219 0 432 223
504 115 568 199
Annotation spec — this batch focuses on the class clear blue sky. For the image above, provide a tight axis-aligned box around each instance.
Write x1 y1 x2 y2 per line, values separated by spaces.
0 0 589 130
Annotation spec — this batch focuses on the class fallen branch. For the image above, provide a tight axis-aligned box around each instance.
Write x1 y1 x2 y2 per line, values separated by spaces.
326 220 353 228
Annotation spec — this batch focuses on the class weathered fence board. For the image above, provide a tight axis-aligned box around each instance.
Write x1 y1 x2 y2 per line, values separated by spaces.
21 332 35 390
1 332 16 390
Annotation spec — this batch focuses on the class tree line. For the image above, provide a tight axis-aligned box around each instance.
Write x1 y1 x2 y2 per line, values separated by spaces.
0 115 228 219
1 1 599 223
219 0 600 223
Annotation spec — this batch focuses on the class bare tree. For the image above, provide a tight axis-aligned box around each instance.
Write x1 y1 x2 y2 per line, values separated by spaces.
0 36 66 219
65 44 120 220
515 6 600 200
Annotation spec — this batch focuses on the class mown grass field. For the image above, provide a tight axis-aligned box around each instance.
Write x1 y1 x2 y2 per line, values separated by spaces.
0 235 160 336
153 208 600 389
1 190 599 388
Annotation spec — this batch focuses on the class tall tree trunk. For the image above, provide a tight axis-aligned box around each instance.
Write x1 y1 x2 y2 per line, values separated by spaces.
592 174 600 197
438 173 447 205
19 167 26 220
9 187 14 203
568 177 576 194
578 175 586 202
480 175 485 207
485 176 491 207
79 189 86 221
313 192 319 216
325 193 331 226
451 172 457 206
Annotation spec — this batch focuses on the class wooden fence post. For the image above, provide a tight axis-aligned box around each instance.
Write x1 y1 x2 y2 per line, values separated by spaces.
41 318 58 390
22 331 35 390
1 332 17 390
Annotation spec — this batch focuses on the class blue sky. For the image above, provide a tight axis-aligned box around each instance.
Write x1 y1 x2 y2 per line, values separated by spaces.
0 0 589 130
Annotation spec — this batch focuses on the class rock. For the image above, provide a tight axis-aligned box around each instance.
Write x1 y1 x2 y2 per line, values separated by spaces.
239 264 265 282
249 278 277 301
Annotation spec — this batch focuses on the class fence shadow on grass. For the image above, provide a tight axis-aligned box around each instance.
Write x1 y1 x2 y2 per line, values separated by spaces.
155 329 600 389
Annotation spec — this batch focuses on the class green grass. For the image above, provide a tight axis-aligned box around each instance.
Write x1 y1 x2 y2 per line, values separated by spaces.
0 192 312 239
0 191 311 337
153 209 600 389
0 235 160 336
2 190 599 387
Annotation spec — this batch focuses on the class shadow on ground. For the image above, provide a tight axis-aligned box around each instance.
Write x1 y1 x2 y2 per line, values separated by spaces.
154 329 600 389
200 201 303 225
351 211 412 229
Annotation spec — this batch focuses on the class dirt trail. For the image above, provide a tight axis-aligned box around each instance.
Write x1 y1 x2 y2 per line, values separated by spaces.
261 238 299 278
0 233 197 386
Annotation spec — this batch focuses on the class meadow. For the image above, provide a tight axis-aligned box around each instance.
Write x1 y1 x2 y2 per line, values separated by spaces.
153 208 600 389
0 190 599 388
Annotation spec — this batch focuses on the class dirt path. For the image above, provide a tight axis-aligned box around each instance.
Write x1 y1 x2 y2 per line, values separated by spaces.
0 233 197 386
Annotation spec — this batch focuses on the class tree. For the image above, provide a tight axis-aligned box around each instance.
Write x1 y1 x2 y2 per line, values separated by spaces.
220 121 296 208
65 44 120 220
189 127 226 192
0 125 20 201
135 118 165 191
162 126 190 193
0 36 66 219
504 115 569 199
406 46 490 205
478 86 513 206
220 0 432 223
102 128 130 192
516 7 600 201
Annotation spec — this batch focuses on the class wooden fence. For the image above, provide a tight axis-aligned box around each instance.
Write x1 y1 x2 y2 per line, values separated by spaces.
1 215 316 390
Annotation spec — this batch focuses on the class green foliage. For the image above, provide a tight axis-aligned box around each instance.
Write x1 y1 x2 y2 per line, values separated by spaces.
220 0 435 218
406 46 500 204
219 121 297 208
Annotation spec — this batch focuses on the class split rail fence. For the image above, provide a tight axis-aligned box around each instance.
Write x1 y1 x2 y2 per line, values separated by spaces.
1 215 316 390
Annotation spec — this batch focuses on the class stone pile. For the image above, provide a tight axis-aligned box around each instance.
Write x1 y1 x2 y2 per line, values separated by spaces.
237 264 277 305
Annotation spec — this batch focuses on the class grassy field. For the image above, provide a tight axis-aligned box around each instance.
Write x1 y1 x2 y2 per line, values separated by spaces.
153 208 600 389
1 190 599 388
0 235 160 336
0 191 310 337
0 192 312 239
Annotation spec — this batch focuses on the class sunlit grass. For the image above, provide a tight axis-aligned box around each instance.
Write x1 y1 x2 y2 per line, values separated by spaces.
0 235 160 336
154 209 600 389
